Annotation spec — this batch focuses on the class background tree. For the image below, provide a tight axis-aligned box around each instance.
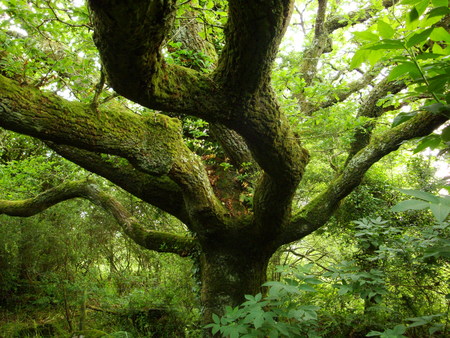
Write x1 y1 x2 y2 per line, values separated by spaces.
0 0 449 329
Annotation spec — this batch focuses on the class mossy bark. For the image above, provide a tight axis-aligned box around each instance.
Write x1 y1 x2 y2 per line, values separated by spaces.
199 243 273 325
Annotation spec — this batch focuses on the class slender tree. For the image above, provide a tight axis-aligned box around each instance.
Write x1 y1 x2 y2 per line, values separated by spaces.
0 0 448 327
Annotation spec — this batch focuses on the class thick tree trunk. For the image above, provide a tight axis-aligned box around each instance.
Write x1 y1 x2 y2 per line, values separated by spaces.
199 246 272 325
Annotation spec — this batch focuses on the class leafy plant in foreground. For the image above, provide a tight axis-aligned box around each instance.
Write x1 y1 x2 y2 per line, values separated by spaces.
205 264 321 338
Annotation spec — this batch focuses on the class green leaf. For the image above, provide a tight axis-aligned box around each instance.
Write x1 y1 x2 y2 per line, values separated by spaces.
441 125 450 141
387 62 417 81
353 30 380 42
413 134 442 153
416 0 431 16
398 188 440 203
422 103 449 113
364 39 405 50
391 111 418 127
430 27 450 43
303 277 322 284
391 199 430 212
401 0 427 4
378 20 395 39
415 52 444 59
428 74 450 93
408 7 419 22
406 28 434 47
431 0 448 7
392 324 407 335
350 50 369 69
427 6 450 19
367 331 383 336
253 313 264 329
429 201 450 222
212 313 220 324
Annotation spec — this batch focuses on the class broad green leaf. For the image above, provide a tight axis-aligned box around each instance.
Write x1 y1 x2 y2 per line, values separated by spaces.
401 0 428 4
428 74 449 93
253 313 264 329
392 324 407 335
391 199 430 212
406 28 433 47
422 102 449 113
377 20 395 39
413 134 442 153
398 188 440 203
430 27 450 43
408 7 420 23
350 49 369 69
415 52 444 59
212 313 220 324
353 30 380 42
364 39 405 50
368 50 387 66
429 202 450 222
424 244 450 258
441 125 450 141
391 111 418 127
387 62 417 81
416 0 431 16
427 6 450 19
303 277 322 284
431 0 448 6
432 42 445 54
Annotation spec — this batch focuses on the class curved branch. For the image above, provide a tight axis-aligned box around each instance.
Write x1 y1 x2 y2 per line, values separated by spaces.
87 0 224 119
0 180 199 256
0 75 230 234
0 74 180 176
46 142 190 223
345 78 406 164
303 68 379 115
325 1 399 33
214 0 294 93
296 0 399 113
280 110 449 245
209 123 256 168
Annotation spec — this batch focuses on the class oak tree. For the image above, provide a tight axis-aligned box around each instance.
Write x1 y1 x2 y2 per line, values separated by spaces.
0 0 449 327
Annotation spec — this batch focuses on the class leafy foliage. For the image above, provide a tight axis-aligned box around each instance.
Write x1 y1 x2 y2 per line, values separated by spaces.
205 264 321 338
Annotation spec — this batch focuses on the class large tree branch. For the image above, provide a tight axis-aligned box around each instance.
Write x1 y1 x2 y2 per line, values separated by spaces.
214 0 293 93
0 75 180 175
0 75 230 235
87 0 224 119
0 180 199 257
296 1 398 112
86 0 309 221
279 110 449 245
46 142 190 224
345 78 406 164
325 0 398 32
303 69 379 115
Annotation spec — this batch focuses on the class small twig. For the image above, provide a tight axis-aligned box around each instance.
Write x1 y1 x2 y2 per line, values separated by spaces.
177 0 192 7
44 0 92 29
